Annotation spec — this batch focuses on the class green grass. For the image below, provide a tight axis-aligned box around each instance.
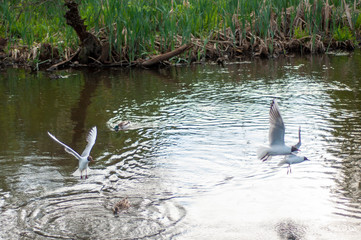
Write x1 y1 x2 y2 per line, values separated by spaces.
294 27 309 39
0 0 360 62
333 26 356 42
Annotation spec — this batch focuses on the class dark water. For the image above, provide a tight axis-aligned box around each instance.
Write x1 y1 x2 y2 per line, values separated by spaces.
1 51 361 239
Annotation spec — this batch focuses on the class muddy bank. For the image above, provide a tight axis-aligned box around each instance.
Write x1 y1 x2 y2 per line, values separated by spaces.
0 33 357 72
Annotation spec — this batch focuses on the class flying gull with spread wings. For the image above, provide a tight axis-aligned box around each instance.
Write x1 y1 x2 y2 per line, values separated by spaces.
257 99 299 161
48 126 97 179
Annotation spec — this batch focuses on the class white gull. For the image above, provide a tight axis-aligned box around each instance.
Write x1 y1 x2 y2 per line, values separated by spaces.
48 126 97 179
257 99 299 161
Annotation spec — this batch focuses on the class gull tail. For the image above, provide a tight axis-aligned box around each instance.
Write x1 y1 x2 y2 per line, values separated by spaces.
257 146 272 161
72 167 91 177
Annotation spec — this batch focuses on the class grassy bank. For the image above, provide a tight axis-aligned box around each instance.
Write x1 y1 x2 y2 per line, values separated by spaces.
1 0 360 68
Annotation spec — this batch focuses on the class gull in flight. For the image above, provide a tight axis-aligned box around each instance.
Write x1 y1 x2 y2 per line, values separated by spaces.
257 99 299 161
279 126 310 174
278 155 309 174
48 126 97 179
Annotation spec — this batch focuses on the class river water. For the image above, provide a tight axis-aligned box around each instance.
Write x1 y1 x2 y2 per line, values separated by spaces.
1 52 361 239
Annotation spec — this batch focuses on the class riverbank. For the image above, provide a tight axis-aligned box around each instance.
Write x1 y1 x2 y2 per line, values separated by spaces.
1 0 360 70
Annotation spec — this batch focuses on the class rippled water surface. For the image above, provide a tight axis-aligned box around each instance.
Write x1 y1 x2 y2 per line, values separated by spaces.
1 52 361 239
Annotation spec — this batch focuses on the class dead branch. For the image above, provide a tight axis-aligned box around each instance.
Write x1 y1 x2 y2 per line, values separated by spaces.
47 48 80 71
140 43 193 67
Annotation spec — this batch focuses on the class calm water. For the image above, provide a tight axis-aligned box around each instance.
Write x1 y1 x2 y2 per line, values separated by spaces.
1 52 361 239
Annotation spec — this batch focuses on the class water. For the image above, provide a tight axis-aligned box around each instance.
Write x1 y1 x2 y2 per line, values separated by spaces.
1 52 361 239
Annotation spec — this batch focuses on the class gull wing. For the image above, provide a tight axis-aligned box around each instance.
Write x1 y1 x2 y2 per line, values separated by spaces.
294 126 301 149
269 99 285 146
81 126 97 157
48 132 81 160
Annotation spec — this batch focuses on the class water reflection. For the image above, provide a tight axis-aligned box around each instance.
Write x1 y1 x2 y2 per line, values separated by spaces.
321 52 361 218
1 51 361 239
70 70 101 146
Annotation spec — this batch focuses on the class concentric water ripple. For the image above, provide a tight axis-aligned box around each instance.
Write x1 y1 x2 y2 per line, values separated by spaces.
1 55 361 238
18 188 186 239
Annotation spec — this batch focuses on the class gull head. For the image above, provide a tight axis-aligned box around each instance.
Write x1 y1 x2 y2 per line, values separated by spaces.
87 156 94 162
291 146 299 153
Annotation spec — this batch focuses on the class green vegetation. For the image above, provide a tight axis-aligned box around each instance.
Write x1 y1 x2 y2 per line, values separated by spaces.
294 27 309 40
0 0 360 65
333 26 356 42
